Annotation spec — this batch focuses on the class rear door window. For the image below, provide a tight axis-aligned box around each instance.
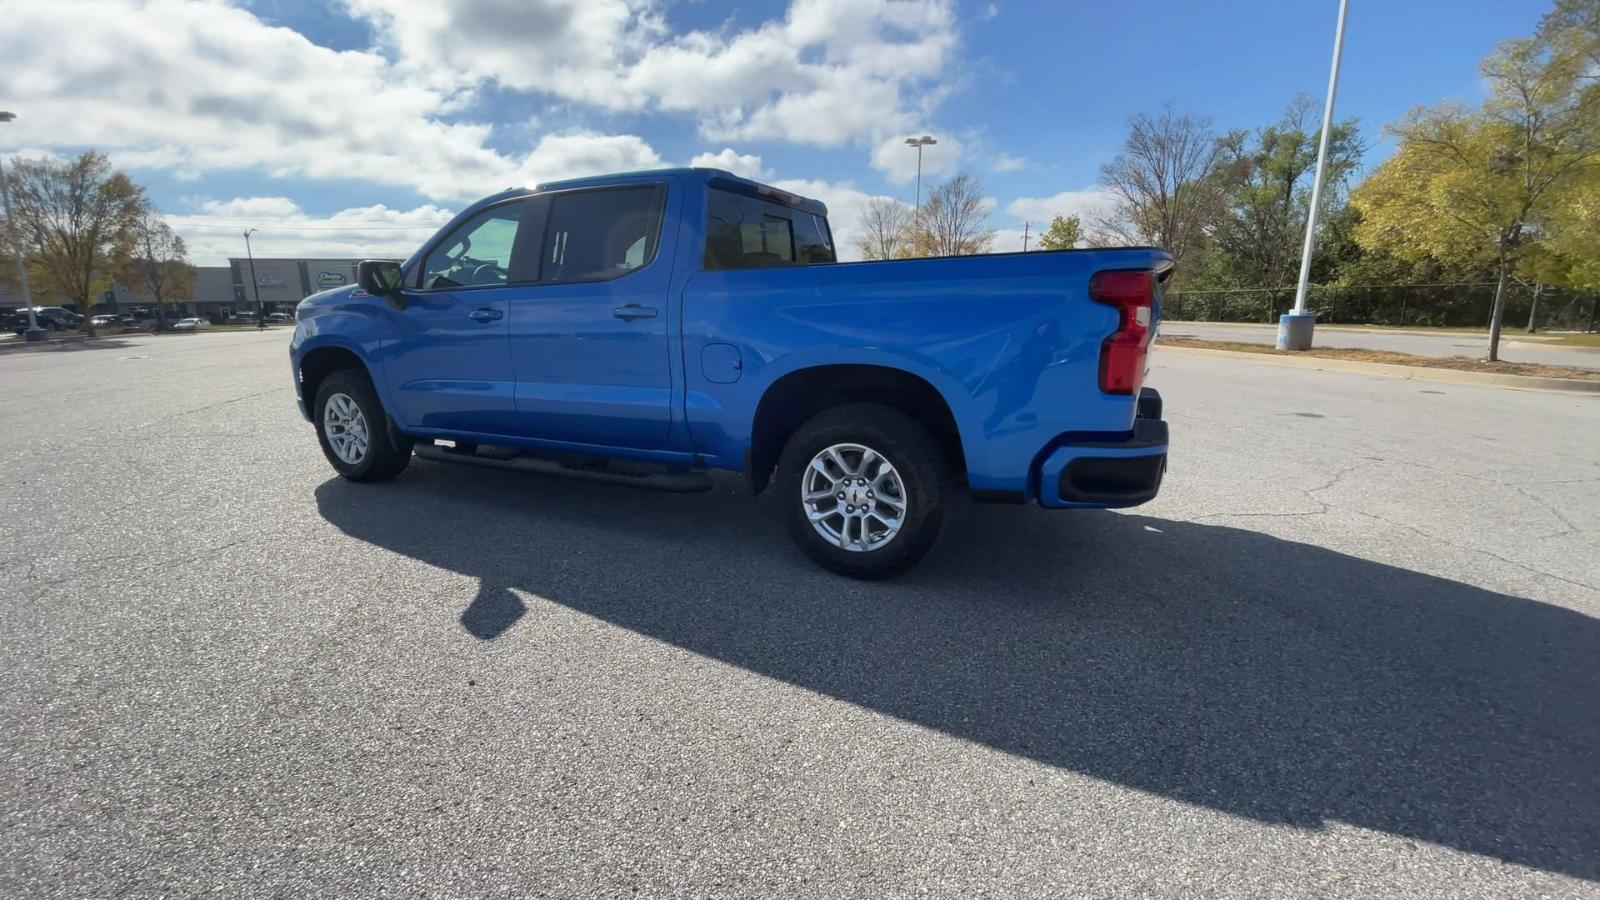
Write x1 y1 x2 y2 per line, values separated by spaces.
539 186 664 283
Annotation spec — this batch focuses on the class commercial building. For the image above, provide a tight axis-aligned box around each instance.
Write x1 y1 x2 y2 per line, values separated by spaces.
2 257 383 321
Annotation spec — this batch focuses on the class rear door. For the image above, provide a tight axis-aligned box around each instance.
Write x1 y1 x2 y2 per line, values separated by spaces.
506 183 676 450
381 197 538 435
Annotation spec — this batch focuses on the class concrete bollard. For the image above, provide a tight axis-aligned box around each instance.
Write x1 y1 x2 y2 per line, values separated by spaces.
1277 313 1316 351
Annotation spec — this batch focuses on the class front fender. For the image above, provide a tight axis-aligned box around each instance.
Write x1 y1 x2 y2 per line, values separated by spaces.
291 315 392 420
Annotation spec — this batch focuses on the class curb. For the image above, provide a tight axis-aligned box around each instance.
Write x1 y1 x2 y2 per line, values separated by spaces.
1158 345 1600 395
1162 320 1598 347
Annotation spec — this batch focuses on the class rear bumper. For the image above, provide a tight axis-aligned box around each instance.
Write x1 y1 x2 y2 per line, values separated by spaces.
1037 388 1168 509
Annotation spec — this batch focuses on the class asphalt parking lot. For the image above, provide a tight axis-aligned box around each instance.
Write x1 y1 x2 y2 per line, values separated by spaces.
3 331 1598 898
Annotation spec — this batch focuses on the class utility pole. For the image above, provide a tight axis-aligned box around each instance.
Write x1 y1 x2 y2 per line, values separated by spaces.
1280 0 1348 352
1022 222 1031 252
904 135 937 210
243 228 264 328
0 111 43 342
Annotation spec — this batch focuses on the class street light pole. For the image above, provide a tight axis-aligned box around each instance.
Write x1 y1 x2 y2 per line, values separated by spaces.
1280 0 1349 351
904 135 937 210
243 228 263 328
0 112 43 343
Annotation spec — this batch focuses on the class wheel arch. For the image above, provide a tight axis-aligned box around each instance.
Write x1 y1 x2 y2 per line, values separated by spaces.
746 363 970 495
298 344 373 414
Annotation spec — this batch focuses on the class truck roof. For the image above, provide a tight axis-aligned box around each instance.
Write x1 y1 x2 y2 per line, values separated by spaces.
532 168 829 218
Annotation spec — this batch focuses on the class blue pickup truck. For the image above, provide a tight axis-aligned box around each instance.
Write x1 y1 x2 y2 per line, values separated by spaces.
290 168 1170 578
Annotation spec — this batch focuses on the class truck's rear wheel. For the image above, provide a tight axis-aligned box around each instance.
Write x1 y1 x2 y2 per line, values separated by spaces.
775 403 945 580
313 369 413 482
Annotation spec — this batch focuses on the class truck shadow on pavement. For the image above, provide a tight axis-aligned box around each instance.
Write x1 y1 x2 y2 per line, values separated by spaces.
314 462 1600 882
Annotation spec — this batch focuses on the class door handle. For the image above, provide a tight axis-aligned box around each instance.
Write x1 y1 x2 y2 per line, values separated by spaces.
613 304 658 321
468 307 503 322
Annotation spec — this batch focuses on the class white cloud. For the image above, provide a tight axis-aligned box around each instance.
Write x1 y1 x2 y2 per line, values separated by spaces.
870 132 964 185
1005 188 1117 225
166 199 457 265
345 0 960 146
196 197 305 218
981 3 1000 20
517 132 667 186
0 0 670 203
3 0 966 211
992 153 1030 172
689 149 773 180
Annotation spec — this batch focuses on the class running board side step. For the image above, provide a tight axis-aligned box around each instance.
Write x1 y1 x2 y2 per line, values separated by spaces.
414 443 713 492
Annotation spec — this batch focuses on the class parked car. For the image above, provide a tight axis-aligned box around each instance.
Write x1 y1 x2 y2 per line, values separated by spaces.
10 307 82 334
172 317 209 331
266 312 292 323
231 311 261 325
289 168 1170 578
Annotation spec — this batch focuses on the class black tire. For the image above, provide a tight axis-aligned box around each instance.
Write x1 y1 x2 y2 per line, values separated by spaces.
312 368 414 482
775 403 947 580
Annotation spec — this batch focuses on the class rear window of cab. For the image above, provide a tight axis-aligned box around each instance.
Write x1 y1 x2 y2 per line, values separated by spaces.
704 188 835 270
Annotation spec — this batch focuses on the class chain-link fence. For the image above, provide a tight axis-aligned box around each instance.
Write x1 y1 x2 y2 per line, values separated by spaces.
1163 283 1600 332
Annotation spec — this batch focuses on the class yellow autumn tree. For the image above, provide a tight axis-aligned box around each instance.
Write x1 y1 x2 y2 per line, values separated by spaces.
1351 34 1598 359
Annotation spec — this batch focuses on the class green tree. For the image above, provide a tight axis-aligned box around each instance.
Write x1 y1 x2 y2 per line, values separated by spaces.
119 206 197 332
1351 33 1598 359
5 152 144 337
1035 214 1082 250
1206 97 1364 296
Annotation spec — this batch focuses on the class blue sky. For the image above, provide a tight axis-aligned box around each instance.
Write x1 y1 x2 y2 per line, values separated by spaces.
1 0 1551 262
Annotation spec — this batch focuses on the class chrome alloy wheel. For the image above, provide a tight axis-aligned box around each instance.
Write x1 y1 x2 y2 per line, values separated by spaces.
323 392 370 465
802 442 908 552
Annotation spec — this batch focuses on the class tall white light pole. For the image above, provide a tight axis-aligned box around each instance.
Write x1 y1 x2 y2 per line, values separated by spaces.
243 228 264 327
905 135 937 210
0 112 43 343
1279 0 1349 352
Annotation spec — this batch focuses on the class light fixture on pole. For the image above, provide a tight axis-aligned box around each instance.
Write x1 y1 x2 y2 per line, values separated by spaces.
905 135 937 210
243 228 264 327
1279 0 1349 352
0 111 44 343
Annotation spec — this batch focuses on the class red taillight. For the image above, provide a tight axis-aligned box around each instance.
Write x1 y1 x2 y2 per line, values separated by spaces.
1089 270 1154 395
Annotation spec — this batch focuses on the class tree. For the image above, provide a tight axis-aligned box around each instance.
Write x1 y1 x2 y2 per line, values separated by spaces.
119 206 196 331
1351 34 1598 359
856 196 913 260
1520 168 1600 297
1094 105 1225 269
907 174 995 257
1539 0 1600 74
4 152 144 337
1035 214 1082 251
1204 97 1364 297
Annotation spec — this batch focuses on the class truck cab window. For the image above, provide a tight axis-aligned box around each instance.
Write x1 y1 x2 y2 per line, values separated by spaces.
705 188 836 269
541 186 663 283
420 202 527 290
792 212 836 263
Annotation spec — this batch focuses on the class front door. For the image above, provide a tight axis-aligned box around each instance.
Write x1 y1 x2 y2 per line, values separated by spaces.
382 197 535 435
507 183 676 450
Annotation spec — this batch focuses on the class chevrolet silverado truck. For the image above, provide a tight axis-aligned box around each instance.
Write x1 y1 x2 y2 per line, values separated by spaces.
290 168 1170 578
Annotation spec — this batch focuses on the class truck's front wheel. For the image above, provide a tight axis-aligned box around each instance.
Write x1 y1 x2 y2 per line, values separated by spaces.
313 369 413 482
775 403 946 580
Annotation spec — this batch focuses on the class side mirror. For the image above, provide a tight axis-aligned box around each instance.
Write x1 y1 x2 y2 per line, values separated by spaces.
357 259 405 297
